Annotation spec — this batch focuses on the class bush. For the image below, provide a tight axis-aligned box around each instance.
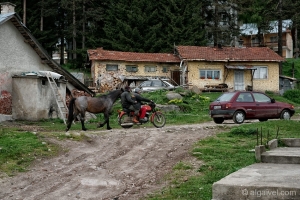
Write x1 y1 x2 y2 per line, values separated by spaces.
230 127 257 135
283 89 300 104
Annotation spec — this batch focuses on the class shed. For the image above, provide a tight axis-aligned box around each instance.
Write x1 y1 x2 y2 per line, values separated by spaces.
12 71 67 120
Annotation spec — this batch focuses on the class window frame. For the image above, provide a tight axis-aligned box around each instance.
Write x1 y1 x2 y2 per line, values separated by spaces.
162 66 169 73
199 69 221 80
126 65 138 72
106 64 118 71
253 66 268 79
144 65 157 73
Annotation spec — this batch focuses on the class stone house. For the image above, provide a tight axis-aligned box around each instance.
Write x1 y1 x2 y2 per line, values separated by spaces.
88 46 284 93
87 48 181 92
0 2 93 122
175 46 285 92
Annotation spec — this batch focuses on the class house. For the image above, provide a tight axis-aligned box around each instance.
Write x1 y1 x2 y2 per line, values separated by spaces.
87 48 181 92
0 2 94 122
239 20 293 58
175 46 285 92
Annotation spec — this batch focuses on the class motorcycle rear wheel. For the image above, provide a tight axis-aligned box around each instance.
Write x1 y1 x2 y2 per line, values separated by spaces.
152 112 166 128
118 114 134 128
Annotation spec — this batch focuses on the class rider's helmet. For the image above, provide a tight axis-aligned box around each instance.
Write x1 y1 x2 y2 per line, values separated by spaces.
134 88 142 94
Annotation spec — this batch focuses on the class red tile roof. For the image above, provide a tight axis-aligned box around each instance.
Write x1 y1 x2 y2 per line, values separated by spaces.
87 48 180 63
176 46 285 62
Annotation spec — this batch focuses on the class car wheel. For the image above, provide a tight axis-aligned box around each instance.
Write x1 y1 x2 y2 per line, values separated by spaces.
213 118 224 124
280 110 291 120
233 110 245 124
259 119 268 122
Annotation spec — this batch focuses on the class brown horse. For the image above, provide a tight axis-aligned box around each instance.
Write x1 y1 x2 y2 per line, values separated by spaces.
66 88 124 131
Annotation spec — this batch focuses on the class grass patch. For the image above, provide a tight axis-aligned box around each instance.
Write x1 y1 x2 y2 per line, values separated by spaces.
0 127 59 176
147 120 300 200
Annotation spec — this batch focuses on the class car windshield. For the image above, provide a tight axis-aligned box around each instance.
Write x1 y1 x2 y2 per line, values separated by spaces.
215 93 235 102
152 80 164 87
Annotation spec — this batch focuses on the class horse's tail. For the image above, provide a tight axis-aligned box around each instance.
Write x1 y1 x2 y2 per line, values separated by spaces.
67 98 76 122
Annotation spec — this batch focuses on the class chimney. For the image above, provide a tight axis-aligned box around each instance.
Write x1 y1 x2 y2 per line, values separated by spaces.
0 2 16 14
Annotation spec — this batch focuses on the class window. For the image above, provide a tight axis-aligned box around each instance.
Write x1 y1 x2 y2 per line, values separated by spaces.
126 65 138 72
253 93 271 102
106 64 118 71
145 65 156 72
237 93 254 102
270 36 278 43
253 67 268 79
162 66 169 73
199 70 221 80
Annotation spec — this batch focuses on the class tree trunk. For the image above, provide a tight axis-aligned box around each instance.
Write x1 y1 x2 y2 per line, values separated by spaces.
23 0 26 25
72 0 77 60
40 0 43 31
82 0 86 50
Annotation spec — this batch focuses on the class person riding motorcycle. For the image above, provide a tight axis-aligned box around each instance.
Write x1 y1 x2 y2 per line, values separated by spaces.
120 86 139 123
133 88 153 122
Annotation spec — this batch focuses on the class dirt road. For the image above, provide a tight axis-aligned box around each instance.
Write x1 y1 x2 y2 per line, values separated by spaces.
0 122 236 200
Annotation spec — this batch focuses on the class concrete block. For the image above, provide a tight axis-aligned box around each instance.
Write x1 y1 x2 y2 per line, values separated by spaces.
0 114 12 122
255 145 266 162
281 138 300 147
267 139 278 150
212 163 300 200
261 147 300 164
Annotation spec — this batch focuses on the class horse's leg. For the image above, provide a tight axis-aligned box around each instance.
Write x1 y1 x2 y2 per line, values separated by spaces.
80 111 87 131
66 98 76 132
97 112 111 130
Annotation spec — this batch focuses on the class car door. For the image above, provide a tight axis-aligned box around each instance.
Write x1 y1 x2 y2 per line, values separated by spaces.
235 92 256 118
252 92 278 118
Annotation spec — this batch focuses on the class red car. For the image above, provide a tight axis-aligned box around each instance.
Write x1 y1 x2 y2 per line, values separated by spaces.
209 91 295 124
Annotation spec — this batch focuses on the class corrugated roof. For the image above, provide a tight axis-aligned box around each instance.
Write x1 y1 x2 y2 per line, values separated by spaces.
176 46 284 62
0 12 15 25
87 48 180 63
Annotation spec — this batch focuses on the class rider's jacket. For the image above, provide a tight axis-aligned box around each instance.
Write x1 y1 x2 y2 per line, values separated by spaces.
120 91 136 109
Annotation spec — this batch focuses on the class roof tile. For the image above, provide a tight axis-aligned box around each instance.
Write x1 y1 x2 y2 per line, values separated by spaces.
176 46 285 62
87 48 180 63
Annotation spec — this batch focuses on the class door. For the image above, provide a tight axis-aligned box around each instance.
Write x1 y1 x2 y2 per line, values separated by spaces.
234 70 244 91
171 70 180 85
252 92 278 118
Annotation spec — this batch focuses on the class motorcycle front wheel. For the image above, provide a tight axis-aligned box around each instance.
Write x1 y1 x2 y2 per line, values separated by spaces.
152 112 166 128
118 114 134 128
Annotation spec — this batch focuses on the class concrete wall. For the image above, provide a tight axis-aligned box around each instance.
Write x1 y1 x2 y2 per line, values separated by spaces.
187 61 279 92
0 19 53 117
12 76 66 121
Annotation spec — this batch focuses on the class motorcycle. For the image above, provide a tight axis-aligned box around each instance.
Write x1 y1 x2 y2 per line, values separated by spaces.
117 102 166 128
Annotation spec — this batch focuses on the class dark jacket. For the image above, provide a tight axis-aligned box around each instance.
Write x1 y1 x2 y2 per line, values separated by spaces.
121 91 136 109
132 93 151 110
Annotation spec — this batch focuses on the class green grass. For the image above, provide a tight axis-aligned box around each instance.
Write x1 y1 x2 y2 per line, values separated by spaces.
147 120 300 200
1 88 300 198
0 127 60 176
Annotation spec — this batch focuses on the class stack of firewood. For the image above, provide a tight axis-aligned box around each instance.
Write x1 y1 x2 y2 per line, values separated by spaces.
98 72 123 93
65 89 91 107
0 90 12 114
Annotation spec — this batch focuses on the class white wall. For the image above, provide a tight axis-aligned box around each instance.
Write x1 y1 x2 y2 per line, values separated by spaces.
0 21 51 93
